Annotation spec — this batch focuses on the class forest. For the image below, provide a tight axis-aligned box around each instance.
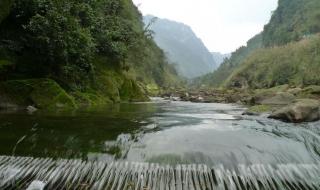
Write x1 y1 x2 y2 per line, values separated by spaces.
0 0 179 109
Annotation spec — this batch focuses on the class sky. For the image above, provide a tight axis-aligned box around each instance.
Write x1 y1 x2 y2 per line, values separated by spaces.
132 0 278 54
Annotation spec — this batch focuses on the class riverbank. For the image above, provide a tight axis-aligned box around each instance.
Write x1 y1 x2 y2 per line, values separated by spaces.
160 84 320 123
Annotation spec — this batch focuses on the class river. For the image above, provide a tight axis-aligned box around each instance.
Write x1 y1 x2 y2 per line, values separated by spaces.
0 98 319 168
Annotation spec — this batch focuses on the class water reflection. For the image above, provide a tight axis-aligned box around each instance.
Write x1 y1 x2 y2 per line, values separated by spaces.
0 99 319 168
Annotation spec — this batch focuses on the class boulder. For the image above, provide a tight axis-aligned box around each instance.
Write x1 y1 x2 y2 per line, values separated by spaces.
243 105 272 116
302 85 320 95
254 92 295 105
298 85 320 99
26 105 38 113
0 79 77 110
268 99 320 123
287 88 302 96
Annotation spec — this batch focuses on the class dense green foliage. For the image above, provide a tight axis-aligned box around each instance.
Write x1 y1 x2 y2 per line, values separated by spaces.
0 0 179 107
196 0 320 89
226 35 320 88
1 0 144 87
263 0 320 47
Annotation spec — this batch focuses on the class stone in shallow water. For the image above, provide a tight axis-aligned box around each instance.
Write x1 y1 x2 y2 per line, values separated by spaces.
26 105 38 113
269 99 320 123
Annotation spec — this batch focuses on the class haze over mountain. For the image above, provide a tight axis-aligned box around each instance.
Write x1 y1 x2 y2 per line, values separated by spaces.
144 15 217 78
211 52 231 66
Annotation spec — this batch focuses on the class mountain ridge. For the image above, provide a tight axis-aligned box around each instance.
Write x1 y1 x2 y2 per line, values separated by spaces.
144 15 217 78
196 0 320 89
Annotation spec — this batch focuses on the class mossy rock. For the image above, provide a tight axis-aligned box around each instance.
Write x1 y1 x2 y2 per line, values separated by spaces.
243 105 273 116
298 85 320 98
146 83 160 96
120 79 149 102
0 79 77 110
248 105 272 114
254 85 289 95
269 99 320 123
72 91 113 107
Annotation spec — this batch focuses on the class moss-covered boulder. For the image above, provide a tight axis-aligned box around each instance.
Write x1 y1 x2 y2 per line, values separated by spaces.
253 85 295 105
259 92 296 105
71 91 113 107
297 85 320 99
92 57 149 103
146 83 161 96
244 105 272 116
269 99 320 123
0 79 77 110
120 79 149 102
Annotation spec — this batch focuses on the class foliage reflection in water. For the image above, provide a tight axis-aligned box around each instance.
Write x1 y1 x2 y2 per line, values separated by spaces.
0 98 319 168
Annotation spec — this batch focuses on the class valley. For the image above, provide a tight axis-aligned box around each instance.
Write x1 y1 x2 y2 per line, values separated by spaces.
0 0 320 189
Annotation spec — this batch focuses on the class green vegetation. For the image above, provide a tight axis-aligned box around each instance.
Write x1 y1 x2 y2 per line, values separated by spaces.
0 79 77 110
194 33 263 88
226 35 320 88
247 105 272 114
263 0 320 47
196 0 320 89
0 0 180 109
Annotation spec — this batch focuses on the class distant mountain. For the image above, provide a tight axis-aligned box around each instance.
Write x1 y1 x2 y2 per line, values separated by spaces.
144 15 217 78
211 52 231 66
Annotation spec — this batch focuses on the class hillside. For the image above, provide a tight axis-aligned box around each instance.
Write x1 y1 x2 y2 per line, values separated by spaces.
144 15 217 78
211 52 230 66
0 0 180 110
197 0 320 89
194 34 263 88
226 34 320 88
263 0 320 47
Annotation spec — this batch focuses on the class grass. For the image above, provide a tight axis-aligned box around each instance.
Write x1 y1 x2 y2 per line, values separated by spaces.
225 34 320 89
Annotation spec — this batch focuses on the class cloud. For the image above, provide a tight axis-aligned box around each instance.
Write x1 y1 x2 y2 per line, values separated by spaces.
133 0 278 53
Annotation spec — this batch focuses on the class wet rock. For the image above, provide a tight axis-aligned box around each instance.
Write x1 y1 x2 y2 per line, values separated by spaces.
27 105 38 113
268 99 320 123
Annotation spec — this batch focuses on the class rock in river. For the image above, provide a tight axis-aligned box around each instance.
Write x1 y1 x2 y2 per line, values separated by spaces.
268 99 320 123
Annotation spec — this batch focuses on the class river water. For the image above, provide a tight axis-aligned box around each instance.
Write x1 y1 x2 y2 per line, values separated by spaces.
0 98 319 168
